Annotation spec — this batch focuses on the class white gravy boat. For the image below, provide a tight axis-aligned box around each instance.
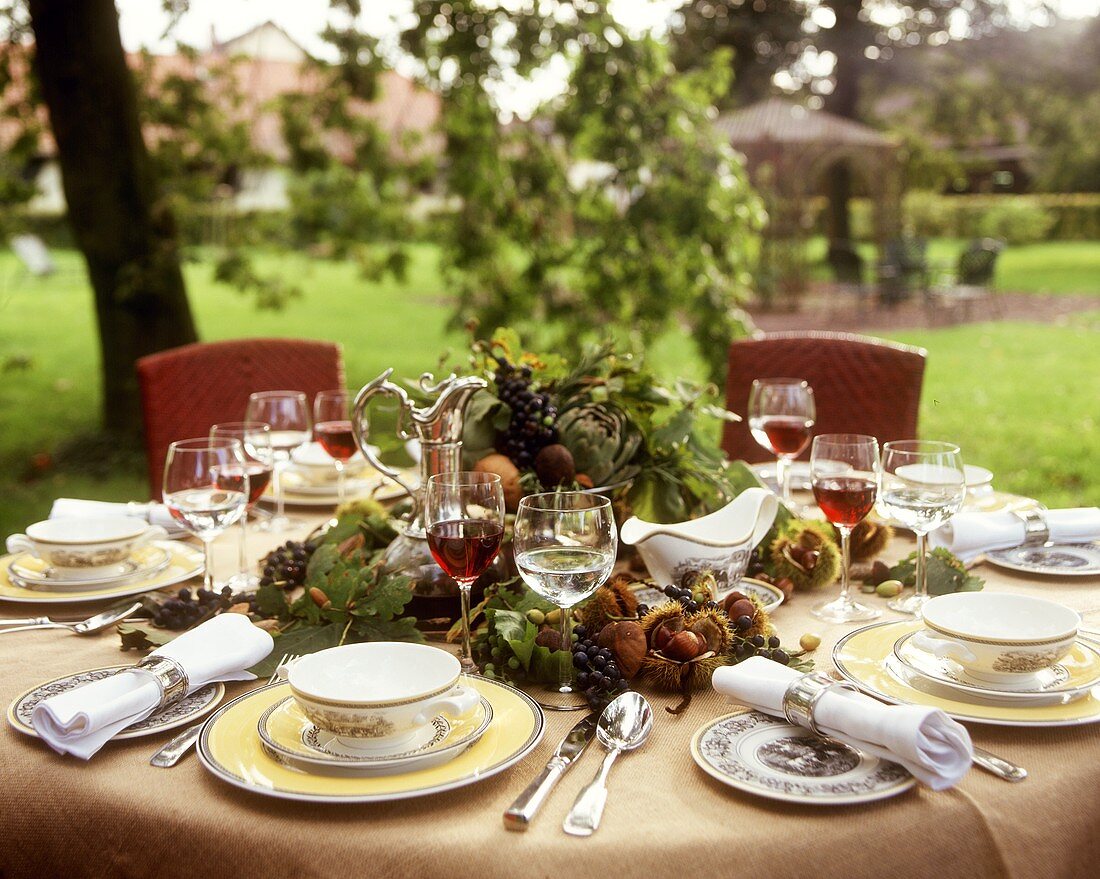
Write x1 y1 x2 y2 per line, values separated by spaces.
620 488 777 595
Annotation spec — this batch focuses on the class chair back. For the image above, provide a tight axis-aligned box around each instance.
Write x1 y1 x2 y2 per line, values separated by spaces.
957 239 1003 286
722 331 927 463
137 338 345 497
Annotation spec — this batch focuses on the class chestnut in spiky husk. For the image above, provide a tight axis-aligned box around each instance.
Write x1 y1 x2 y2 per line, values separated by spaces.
770 521 841 590
832 519 893 563
638 602 734 712
577 573 640 632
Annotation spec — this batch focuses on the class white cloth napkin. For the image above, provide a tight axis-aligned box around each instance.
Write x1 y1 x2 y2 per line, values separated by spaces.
49 498 187 538
32 614 273 759
929 507 1100 562
712 657 973 790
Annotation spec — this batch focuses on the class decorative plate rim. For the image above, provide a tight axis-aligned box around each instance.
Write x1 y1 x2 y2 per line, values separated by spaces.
690 709 916 805
891 631 1100 701
197 675 545 803
7 665 224 740
9 545 173 590
984 543 1100 577
257 692 494 769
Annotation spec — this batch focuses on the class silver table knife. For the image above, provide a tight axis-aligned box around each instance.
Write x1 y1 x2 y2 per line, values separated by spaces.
504 714 597 831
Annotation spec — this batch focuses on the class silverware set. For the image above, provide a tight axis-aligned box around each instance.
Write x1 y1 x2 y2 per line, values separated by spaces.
0 601 144 636
149 652 299 768
505 691 654 836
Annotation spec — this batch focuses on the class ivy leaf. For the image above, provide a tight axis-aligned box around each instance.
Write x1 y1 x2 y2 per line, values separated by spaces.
255 583 290 619
306 544 341 583
118 622 176 652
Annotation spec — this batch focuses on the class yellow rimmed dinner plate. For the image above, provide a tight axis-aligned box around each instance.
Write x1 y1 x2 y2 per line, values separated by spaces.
198 675 544 802
257 694 493 776
834 620 1100 727
7 666 224 740
0 542 204 604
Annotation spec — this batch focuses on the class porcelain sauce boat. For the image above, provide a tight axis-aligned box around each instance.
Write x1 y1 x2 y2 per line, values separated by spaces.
619 488 778 596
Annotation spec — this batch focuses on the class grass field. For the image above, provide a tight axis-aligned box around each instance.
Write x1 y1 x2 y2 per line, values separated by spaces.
0 242 1097 537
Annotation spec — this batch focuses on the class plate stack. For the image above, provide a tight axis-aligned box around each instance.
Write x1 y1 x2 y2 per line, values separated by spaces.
835 593 1100 727
197 642 546 802
272 442 417 506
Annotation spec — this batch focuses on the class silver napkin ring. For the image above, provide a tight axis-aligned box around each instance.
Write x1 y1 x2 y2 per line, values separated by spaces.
782 672 857 737
135 656 189 709
1014 509 1050 546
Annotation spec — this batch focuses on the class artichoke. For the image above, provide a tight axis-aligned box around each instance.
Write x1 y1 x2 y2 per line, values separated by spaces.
557 403 642 486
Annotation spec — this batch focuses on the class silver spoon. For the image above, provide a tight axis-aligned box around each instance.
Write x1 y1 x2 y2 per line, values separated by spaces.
563 691 653 836
0 601 143 636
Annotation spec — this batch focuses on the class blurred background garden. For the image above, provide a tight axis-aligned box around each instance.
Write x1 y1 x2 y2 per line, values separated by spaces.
1 0 1097 536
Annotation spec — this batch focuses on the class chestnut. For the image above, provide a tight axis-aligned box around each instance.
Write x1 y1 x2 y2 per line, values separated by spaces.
662 630 706 662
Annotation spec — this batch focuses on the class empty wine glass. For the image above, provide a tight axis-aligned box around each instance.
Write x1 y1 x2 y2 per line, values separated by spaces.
514 492 616 709
810 434 881 624
211 421 274 590
878 440 966 616
313 389 356 503
245 391 310 531
162 437 249 594
425 472 506 673
749 379 816 508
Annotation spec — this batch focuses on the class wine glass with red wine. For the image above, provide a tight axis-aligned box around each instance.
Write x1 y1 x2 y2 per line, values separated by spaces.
810 433 881 624
211 421 274 589
313 389 357 503
748 379 816 508
425 472 506 673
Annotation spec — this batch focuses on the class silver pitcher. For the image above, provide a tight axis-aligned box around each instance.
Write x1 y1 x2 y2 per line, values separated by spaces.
351 368 505 618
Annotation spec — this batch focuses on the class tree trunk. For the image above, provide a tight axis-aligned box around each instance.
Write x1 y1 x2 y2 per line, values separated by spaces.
28 0 198 437
822 1 867 246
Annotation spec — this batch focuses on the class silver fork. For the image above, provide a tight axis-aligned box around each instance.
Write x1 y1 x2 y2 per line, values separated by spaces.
149 653 299 768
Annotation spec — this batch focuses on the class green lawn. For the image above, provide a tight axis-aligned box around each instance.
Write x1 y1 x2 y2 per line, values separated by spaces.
0 243 1097 537
804 238 1100 295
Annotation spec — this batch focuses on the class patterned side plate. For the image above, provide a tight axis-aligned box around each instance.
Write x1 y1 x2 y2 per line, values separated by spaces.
257 692 493 776
985 543 1100 577
691 710 915 805
9 545 172 591
7 666 224 740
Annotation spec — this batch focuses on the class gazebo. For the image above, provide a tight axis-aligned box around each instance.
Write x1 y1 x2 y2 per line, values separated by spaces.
715 98 903 301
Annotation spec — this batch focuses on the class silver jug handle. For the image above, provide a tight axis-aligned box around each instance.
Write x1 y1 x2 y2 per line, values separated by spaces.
351 369 418 500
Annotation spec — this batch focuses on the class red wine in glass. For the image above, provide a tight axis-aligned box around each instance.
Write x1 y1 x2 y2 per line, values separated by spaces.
217 462 272 506
427 519 504 583
315 420 357 461
750 415 813 457
813 476 877 527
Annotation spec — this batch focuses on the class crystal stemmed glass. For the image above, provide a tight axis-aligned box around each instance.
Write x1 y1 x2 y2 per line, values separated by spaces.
313 389 356 503
748 378 816 508
878 440 966 616
162 437 249 594
514 492 617 708
425 472 506 674
245 391 310 531
210 421 274 589
810 434 881 624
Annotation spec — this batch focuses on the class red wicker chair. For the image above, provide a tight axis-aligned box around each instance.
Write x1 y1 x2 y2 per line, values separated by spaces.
137 338 345 497
721 331 927 463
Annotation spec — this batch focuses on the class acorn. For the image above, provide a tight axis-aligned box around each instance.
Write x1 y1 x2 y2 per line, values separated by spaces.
534 444 576 488
308 587 331 609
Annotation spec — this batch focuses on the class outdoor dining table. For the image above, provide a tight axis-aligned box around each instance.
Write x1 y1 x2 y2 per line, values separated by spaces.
2 510 1099 879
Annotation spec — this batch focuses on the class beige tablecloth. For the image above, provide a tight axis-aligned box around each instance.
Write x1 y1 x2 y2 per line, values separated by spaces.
3 514 1100 879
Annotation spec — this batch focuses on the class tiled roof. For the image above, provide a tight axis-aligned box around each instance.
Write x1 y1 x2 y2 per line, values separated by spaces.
715 97 894 148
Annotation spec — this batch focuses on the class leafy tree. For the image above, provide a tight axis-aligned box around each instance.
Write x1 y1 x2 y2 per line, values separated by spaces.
393 1 764 382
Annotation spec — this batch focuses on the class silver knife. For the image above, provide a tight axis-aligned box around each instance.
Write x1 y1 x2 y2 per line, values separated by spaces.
503 714 598 831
